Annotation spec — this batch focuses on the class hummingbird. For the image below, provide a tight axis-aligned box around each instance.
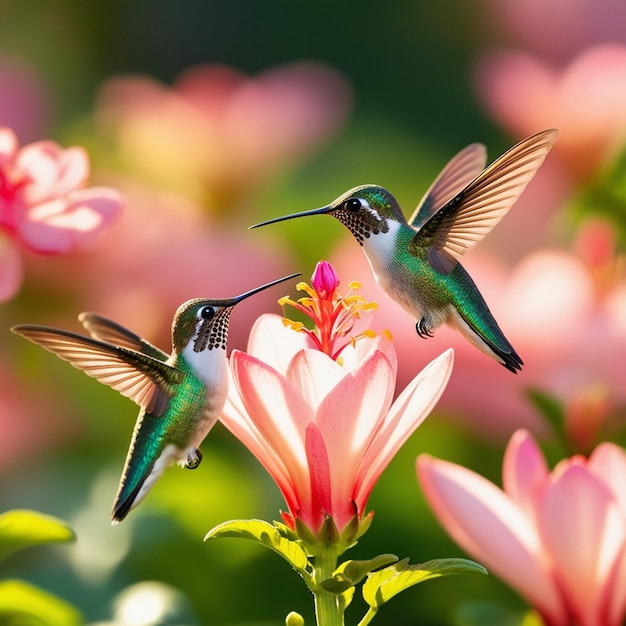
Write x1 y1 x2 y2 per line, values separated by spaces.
251 129 559 373
11 273 299 523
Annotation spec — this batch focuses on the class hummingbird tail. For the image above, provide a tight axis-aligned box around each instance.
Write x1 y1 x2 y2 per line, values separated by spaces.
449 309 523 373
111 443 181 524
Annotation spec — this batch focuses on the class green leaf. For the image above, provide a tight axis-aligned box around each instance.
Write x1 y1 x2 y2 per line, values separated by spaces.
525 388 564 437
0 510 75 561
363 557 487 609
321 554 399 593
0 579 82 626
205 519 309 574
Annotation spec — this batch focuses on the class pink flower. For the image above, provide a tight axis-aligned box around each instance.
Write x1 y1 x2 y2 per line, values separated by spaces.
96 62 351 212
0 127 123 300
417 430 626 626
481 0 626 64
23 177 294 352
220 262 453 537
475 44 626 178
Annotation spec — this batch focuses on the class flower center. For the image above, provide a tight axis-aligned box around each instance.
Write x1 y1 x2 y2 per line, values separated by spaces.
278 260 389 360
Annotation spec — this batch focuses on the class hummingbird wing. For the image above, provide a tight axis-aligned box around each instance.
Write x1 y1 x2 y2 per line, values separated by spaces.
11 325 183 416
79 312 170 362
408 143 487 229
408 129 559 274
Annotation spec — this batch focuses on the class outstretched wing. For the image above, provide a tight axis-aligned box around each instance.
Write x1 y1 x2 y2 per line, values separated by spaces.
12 325 183 416
408 129 559 274
79 312 170 362
408 142 487 229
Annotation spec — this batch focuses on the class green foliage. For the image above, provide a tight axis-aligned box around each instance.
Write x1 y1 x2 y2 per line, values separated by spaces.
0 580 82 626
0 509 75 561
573 147 626 241
0 510 81 626
321 555 399 593
525 388 565 442
362 557 488 609
205 519 310 577
207 516 487 624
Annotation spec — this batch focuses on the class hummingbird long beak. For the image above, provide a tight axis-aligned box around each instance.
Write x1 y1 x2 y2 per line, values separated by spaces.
229 273 301 305
249 206 332 229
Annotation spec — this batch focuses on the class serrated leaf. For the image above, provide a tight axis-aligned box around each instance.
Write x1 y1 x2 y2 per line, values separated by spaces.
0 510 75 561
205 519 309 573
363 557 487 608
0 579 82 626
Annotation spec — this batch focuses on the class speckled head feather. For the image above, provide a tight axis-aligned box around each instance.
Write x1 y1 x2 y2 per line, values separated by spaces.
170 273 301 355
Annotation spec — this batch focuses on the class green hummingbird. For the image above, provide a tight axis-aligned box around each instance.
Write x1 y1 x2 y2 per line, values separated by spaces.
11 273 299 523
251 129 559 372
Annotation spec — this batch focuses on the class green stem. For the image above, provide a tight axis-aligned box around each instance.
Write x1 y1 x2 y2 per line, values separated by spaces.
313 548 344 626
356 607 378 626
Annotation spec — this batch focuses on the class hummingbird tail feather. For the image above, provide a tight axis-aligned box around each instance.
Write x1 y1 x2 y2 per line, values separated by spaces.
111 444 180 523
449 309 523 373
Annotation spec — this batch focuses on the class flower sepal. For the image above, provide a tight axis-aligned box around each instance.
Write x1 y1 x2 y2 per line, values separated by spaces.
293 510 374 558
340 510 374 547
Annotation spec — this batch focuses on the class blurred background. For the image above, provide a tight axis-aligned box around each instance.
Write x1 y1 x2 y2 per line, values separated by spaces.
2 1 626 624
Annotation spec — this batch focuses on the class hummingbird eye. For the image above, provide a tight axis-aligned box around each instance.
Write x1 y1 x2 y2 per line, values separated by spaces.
345 198 362 212
199 305 216 320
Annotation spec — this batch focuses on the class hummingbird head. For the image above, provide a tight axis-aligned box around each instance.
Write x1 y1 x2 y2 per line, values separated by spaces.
171 273 300 354
250 185 404 246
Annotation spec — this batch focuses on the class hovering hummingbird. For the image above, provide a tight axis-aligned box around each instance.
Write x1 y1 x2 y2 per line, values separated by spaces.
251 129 559 372
12 274 299 523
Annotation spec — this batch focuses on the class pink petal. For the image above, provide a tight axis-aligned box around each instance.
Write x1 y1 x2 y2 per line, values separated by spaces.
316 350 395 526
0 127 17 166
221 366 299 513
17 142 88 204
502 429 550 522
286 348 346 413
588 442 626 518
417 454 566 625
229 350 314 509
340 333 397 377
537 464 626 626
303 422 332 531
0 236 23 301
606 541 626 626
17 187 123 254
246 313 316 375
355 349 453 509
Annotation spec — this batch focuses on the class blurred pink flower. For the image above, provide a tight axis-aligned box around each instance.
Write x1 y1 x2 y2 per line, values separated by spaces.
23 177 294 352
0 358 78 474
332 226 626 441
0 127 123 300
418 429 626 626
482 0 626 64
475 44 626 178
220 262 453 536
96 62 351 212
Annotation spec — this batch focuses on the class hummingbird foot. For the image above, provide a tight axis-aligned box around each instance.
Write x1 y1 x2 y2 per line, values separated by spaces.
185 448 203 469
416 318 435 339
